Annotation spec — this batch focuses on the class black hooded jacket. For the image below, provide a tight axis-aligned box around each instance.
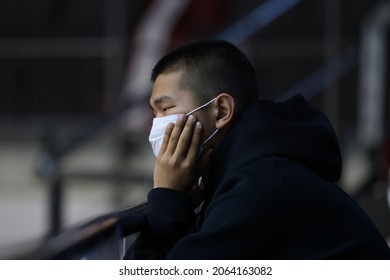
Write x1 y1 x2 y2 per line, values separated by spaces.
125 95 390 259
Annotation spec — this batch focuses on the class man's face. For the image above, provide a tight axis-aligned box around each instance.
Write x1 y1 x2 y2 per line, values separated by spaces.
149 71 215 143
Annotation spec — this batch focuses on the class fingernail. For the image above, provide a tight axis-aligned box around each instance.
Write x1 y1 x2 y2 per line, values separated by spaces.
196 121 202 129
178 114 186 121
188 115 196 122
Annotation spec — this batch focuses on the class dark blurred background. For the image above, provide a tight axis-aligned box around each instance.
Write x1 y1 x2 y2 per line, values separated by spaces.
0 0 389 249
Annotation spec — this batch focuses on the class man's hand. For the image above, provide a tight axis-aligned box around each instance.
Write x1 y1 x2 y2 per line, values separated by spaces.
153 114 212 192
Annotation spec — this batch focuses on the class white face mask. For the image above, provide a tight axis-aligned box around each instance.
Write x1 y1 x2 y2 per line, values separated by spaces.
149 98 219 157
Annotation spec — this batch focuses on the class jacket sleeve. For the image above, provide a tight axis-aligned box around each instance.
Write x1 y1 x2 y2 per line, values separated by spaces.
124 187 196 259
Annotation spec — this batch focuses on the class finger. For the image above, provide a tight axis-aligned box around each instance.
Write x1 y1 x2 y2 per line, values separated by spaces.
185 120 203 160
175 115 198 158
165 114 186 154
159 122 174 156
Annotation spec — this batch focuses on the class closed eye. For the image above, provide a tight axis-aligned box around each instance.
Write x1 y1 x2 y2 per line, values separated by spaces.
164 106 175 112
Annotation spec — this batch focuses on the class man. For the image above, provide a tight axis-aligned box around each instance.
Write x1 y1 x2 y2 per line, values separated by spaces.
124 40 390 259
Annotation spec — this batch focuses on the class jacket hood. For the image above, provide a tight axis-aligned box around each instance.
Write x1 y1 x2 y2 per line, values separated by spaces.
209 94 342 183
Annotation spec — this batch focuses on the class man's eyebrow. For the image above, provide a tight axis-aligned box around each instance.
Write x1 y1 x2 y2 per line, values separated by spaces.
151 96 174 107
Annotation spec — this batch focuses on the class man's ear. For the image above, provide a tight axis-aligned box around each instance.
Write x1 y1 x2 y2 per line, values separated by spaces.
214 93 235 129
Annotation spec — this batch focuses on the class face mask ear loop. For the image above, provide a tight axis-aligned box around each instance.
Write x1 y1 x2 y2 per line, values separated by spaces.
201 128 219 146
185 98 216 117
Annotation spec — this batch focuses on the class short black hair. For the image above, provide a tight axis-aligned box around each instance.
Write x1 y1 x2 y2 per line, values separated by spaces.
151 40 259 113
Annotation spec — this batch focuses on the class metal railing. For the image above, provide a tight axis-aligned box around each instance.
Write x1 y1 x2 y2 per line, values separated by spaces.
0 203 146 260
